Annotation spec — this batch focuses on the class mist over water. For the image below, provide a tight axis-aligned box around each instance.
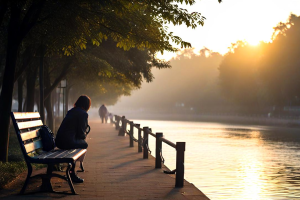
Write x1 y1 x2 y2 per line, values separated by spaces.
105 50 229 115
128 120 300 200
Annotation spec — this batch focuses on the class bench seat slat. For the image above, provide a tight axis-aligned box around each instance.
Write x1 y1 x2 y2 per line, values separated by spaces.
21 130 39 141
17 120 43 130
35 149 72 159
34 150 63 159
13 112 41 120
66 149 87 160
24 139 43 153
34 149 87 160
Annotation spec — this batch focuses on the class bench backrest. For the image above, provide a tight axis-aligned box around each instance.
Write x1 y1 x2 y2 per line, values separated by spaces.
11 112 44 158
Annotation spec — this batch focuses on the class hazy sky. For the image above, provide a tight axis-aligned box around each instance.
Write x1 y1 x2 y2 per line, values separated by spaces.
158 0 300 60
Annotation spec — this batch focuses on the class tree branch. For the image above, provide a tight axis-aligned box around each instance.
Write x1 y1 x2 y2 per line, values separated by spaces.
44 57 73 100
19 0 46 42
14 47 32 83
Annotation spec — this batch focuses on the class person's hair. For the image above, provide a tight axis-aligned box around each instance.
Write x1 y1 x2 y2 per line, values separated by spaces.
74 95 91 111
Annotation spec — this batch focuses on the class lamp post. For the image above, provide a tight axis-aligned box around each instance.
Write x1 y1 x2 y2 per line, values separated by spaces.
60 79 67 117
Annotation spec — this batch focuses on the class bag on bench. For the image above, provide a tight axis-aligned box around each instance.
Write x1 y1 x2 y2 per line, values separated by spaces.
39 125 56 151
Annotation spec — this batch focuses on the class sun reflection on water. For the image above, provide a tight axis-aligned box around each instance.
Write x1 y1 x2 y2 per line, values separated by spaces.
239 155 263 200
132 120 300 199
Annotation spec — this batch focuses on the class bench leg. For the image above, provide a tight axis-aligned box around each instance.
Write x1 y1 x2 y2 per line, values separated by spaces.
20 162 32 194
79 161 84 172
77 153 86 172
40 164 54 192
66 163 77 195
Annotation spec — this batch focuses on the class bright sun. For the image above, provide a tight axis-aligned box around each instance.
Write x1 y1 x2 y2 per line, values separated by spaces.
247 38 260 46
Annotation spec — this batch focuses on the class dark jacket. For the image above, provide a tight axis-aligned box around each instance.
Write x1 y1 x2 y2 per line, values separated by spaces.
55 107 88 149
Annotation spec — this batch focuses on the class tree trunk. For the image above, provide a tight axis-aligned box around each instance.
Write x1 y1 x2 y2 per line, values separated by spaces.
14 47 32 84
57 89 60 117
44 57 73 100
23 97 27 112
65 86 71 113
0 7 20 162
17 76 25 112
35 89 40 112
0 0 8 27
44 60 53 130
39 45 45 123
25 66 38 112
45 93 53 130
0 2 45 161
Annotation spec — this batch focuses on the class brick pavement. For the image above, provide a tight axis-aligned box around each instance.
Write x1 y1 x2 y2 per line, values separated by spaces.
0 120 209 200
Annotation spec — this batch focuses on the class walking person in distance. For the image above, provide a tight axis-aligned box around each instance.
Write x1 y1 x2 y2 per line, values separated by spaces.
99 104 108 123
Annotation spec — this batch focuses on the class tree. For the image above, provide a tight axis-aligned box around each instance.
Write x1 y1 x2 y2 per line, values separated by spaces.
218 14 300 114
64 39 171 107
218 41 266 111
0 0 221 161
260 14 300 109
0 0 46 162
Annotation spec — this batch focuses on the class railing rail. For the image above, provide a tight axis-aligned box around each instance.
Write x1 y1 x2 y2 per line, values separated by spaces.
159 137 176 148
112 114 186 187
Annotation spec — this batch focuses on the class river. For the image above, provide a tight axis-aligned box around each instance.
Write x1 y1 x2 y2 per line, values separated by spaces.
131 119 300 200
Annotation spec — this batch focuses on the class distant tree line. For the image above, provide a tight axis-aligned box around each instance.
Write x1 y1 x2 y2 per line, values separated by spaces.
116 14 300 116
219 14 300 114
112 48 228 114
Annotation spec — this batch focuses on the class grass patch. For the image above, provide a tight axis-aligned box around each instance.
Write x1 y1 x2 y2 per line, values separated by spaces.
0 126 45 189
0 161 27 187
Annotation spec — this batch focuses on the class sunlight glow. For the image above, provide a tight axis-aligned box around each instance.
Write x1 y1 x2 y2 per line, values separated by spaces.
247 39 261 46
157 0 300 60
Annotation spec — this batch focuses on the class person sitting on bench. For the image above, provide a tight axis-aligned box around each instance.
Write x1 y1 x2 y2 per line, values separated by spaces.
55 95 91 183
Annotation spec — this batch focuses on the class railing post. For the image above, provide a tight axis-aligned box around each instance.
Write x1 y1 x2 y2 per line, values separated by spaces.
143 127 149 159
136 124 142 152
155 132 163 168
115 115 120 130
118 116 126 136
129 121 134 147
110 114 114 124
175 142 185 187
122 116 126 132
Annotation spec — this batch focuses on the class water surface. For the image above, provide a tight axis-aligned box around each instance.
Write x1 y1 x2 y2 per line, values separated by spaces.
131 120 300 199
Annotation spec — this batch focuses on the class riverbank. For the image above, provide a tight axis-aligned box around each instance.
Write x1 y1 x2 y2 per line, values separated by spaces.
109 112 300 128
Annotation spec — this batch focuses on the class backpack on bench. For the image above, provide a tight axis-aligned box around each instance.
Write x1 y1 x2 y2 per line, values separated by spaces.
39 125 56 151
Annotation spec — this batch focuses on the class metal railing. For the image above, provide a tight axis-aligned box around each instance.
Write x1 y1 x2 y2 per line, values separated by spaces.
113 115 186 187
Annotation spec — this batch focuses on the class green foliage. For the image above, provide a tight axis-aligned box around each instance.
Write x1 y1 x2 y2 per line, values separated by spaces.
65 40 171 107
24 0 212 57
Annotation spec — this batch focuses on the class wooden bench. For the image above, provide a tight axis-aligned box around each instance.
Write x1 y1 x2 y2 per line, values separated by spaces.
10 112 87 195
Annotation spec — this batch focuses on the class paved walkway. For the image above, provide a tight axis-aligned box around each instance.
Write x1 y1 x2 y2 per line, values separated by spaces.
0 120 209 199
